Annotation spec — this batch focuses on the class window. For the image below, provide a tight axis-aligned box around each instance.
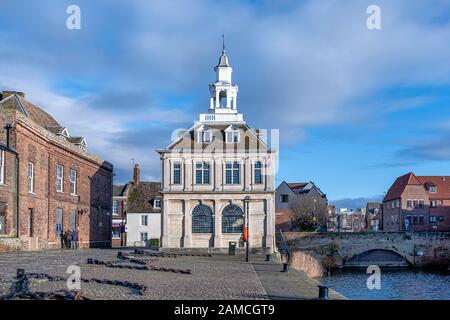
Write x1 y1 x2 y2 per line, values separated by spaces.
225 161 240 184
195 162 210 184
418 200 424 209
69 209 76 231
192 204 213 233
173 162 181 184
254 161 262 184
112 201 118 215
418 216 424 225
154 199 161 209
199 131 212 143
431 200 438 208
112 227 121 239
56 165 64 192
407 200 413 208
140 232 148 242
222 204 244 234
413 200 418 209
0 150 4 184
430 216 438 223
28 162 35 193
396 200 400 208
226 131 240 143
280 194 289 203
412 216 418 225
140 215 148 226
55 208 63 235
429 185 437 193
69 169 77 195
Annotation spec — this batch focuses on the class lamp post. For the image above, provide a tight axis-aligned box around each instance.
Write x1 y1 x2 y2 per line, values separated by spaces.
244 196 251 262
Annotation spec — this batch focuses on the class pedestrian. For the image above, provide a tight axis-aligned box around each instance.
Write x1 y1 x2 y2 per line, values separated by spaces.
73 228 79 250
67 229 73 250
64 230 69 249
60 229 65 249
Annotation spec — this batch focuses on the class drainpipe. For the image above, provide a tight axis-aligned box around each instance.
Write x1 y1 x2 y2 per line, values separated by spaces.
3 123 20 238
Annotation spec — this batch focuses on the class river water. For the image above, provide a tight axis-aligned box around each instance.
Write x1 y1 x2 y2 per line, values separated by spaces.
318 268 450 300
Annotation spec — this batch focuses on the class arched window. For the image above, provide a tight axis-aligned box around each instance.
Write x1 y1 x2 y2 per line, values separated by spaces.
192 204 213 233
219 90 227 108
222 204 244 234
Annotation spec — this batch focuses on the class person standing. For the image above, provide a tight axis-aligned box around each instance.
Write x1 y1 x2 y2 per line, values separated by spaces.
73 228 79 250
60 229 65 249
67 229 73 250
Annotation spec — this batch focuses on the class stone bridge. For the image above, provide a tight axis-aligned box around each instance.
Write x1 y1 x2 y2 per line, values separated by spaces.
279 232 450 276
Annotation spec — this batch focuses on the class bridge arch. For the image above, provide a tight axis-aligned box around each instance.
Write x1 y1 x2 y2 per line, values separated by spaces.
344 249 410 268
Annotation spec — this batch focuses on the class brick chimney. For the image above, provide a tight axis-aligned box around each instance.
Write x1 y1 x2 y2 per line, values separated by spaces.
133 164 140 187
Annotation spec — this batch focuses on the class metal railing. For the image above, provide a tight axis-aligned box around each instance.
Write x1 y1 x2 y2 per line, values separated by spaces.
278 229 292 266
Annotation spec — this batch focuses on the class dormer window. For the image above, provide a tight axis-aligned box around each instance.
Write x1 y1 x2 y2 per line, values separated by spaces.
225 125 240 143
154 198 161 209
427 184 437 193
197 125 212 144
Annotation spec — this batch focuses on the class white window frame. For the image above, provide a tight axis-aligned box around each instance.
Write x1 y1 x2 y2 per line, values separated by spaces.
173 162 181 185
140 232 148 242
28 162 35 194
56 164 64 193
69 169 77 195
195 161 210 184
154 198 161 209
226 131 240 143
0 150 4 185
140 214 148 226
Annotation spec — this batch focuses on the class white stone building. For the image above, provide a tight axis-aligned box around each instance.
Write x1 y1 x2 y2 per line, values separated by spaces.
157 44 277 251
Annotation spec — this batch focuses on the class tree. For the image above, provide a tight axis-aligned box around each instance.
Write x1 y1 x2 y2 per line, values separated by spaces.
289 195 328 232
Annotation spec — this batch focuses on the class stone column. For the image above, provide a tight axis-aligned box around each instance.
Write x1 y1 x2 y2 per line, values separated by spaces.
226 90 231 109
244 158 251 191
163 158 170 191
215 91 220 108
213 199 222 248
265 198 275 253
185 159 192 191
183 200 191 248
234 94 237 110
162 198 170 247
210 97 214 110
214 158 221 191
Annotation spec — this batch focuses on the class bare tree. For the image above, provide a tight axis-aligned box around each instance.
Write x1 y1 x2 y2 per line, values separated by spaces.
289 195 328 231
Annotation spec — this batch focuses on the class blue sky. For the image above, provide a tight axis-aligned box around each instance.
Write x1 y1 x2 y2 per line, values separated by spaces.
0 0 449 205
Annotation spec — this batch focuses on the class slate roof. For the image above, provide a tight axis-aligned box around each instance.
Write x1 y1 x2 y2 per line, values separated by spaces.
0 93 60 128
164 122 269 152
127 182 162 213
113 184 128 197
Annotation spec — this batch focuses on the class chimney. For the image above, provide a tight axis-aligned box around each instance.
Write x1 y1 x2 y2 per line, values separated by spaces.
133 164 140 187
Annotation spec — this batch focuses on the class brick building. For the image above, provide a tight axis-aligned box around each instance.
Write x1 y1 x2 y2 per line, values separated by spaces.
0 91 113 250
383 172 450 232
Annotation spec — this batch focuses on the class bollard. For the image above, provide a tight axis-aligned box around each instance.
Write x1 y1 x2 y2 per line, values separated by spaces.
117 251 123 259
17 268 25 278
318 285 329 300
282 263 289 273
87 258 93 265
266 254 271 262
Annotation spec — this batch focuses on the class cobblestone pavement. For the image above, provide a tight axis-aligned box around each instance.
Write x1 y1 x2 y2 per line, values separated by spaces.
0 248 269 300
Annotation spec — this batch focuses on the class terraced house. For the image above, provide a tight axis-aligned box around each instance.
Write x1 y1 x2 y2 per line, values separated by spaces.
157 45 277 251
0 91 113 251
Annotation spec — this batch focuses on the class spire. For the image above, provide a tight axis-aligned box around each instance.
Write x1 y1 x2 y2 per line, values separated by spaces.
216 35 230 68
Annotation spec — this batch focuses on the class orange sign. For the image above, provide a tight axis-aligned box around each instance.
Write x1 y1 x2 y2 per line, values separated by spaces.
243 227 248 242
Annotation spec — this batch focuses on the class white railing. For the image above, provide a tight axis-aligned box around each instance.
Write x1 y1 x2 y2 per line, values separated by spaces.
199 113 244 122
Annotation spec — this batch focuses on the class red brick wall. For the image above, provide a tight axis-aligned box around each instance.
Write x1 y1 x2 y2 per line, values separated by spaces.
1 117 113 249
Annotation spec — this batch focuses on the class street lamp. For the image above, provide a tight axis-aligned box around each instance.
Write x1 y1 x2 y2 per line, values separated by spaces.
244 196 251 262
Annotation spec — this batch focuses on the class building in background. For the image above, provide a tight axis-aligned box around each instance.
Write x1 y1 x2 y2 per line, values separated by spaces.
365 202 382 231
275 181 328 231
157 45 276 251
326 205 337 232
112 183 130 247
383 172 450 232
336 208 366 232
0 91 113 251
